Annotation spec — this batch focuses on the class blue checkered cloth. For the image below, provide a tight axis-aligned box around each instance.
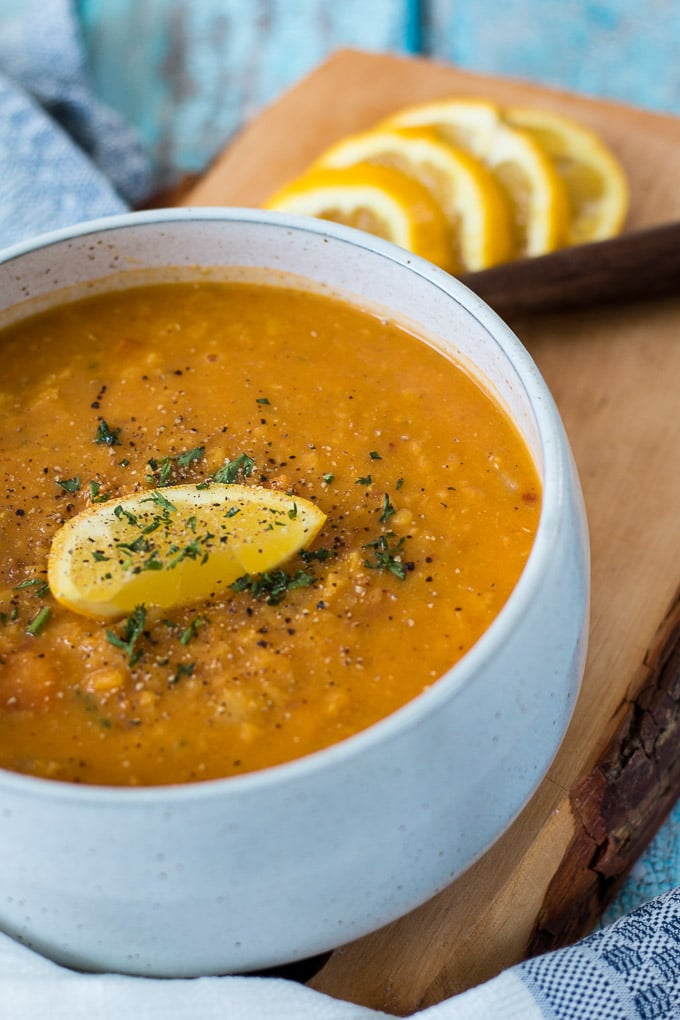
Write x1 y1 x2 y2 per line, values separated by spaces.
514 889 680 1020
2 889 680 1018
1 1 680 1016
0 0 151 250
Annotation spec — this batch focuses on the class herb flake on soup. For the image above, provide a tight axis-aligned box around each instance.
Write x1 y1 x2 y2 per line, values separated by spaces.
0 281 540 786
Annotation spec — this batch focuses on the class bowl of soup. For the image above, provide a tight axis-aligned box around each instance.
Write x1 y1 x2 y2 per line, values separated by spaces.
0 208 589 976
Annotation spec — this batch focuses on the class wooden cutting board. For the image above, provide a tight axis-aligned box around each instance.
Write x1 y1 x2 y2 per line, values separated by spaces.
182 50 680 1014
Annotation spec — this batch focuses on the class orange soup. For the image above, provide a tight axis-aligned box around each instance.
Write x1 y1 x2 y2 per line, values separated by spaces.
0 280 540 785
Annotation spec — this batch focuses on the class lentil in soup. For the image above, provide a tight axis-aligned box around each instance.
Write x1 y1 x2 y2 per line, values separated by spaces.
0 280 540 785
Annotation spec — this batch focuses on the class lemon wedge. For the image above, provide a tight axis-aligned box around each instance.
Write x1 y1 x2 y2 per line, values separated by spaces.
380 98 570 258
312 127 513 272
264 163 454 271
47 484 327 619
504 106 629 244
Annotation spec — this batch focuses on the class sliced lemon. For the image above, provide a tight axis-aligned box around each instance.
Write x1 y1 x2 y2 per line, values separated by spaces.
47 484 327 619
265 163 454 271
380 98 570 258
504 106 629 244
311 127 513 272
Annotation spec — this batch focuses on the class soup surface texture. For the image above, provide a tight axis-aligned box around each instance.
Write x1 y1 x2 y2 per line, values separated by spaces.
0 280 540 785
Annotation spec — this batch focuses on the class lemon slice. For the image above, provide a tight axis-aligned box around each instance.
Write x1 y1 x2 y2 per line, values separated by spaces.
264 163 454 271
312 127 513 272
47 484 327 619
504 106 629 244
380 98 570 258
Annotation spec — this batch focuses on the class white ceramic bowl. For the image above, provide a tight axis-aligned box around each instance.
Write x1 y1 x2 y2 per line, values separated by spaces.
0 209 589 977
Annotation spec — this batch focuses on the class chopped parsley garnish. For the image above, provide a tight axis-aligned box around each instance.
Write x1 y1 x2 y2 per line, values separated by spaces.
256 397 270 405
396 477 404 490
166 536 212 570
89 480 112 503
110 497 215 574
288 502 298 520
322 473 334 484
141 552 164 572
176 446 205 469
146 457 173 487
114 504 138 526
92 550 109 563
94 420 122 446
225 506 241 518
180 616 206 645
300 547 334 563
14 578 50 597
142 489 177 513
369 451 382 460
379 493 396 524
212 452 256 484
105 605 147 666
146 446 205 486
116 536 152 556
26 605 51 637
363 533 407 580
56 476 80 493
356 475 372 486
170 662 195 684
230 569 315 605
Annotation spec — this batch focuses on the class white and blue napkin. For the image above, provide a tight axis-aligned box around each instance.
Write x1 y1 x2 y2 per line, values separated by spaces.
1 1 680 1016
1 888 679 1019
0 0 150 249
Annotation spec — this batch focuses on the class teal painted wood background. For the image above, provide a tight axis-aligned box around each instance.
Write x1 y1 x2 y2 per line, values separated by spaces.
75 0 680 187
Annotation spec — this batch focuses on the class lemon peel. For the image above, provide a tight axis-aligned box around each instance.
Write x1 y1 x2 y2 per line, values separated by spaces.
380 98 571 257
312 126 513 272
504 105 629 244
265 162 454 271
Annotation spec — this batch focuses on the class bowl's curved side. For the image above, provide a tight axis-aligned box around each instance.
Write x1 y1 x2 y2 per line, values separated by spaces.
0 210 589 975
0 489 588 977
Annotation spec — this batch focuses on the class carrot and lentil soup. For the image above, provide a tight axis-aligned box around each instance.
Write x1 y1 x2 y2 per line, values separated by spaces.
0 279 540 786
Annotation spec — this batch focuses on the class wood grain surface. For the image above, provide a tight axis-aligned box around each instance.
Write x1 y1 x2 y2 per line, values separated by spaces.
182 50 680 1014
458 221 680 317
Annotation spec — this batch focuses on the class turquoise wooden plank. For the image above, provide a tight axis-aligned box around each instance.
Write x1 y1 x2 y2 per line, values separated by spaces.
425 0 680 114
74 0 680 185
77 0 412 186
603 800 680 925
404 0 424 52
